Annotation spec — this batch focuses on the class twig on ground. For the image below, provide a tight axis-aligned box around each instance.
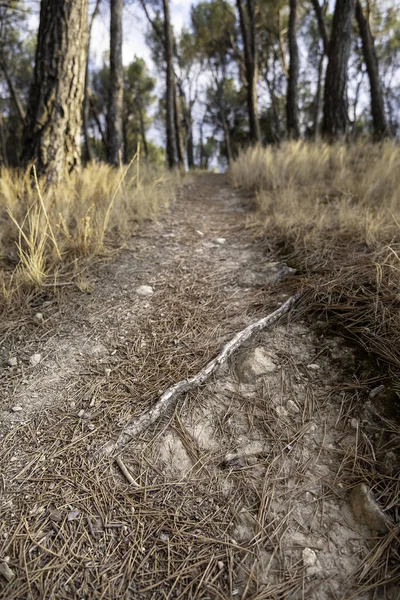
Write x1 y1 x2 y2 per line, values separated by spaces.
100 294 301 456
115 455 140 488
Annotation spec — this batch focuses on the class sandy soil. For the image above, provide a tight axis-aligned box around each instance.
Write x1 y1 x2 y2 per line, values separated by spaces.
0 174 398 599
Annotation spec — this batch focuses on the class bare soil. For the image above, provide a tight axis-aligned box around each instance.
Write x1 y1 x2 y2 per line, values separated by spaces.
0 174 398 599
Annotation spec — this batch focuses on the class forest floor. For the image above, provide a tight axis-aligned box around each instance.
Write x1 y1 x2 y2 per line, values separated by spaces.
0 174 398 599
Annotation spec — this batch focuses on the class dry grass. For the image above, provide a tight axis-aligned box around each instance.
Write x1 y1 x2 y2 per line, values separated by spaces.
230 141 400 392
0 159 177 298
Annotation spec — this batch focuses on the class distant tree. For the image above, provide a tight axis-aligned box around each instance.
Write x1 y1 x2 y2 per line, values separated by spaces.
22 0 88 184
355 0 388 139
107 0 124 165
286 0 300 138
83 0 101 163
322 0 355 139
236 0 260 143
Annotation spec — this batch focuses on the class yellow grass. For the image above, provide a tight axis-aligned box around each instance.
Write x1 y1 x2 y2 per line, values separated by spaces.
0 159 178 295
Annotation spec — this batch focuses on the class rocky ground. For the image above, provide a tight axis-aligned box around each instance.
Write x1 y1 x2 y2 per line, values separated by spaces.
0 174 398 599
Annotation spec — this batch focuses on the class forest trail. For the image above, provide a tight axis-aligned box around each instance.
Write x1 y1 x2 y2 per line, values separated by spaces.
0 175 397 599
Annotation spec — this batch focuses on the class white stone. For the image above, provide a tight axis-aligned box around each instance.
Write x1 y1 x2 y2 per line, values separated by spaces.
302 547 317 568
235 347 277 383
34 313 44 322
275 406 288 418
350 418 359 429
11 406 23 412
196 230 204 237
135 285 154 297
215 237 226 244
307 363 320 370
7 357 17 367
30 353 42 366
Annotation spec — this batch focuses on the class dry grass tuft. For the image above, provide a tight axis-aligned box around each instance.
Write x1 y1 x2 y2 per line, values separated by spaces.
0 159 177 298
231 141 400 392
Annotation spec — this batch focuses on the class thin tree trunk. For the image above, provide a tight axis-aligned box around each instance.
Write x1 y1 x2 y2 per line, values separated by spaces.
286 0 300 139
311 51 325 138
83 0 101 163
173 77 185 169
310 0 330 55
163 0 177 168
221 111 233 164
138 105 149 159
236 0 260 143
0 58 26 125
0 113 8 166
22 0 88 185
355 0 388 139
186 104 195 169
322 0 355 139
107 0 123 166
90 97 107 150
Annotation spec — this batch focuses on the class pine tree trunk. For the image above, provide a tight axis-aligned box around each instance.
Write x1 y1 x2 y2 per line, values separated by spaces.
173 78 185 169
0 113 8 167
163 0 178 168
22 0 88 184
311 51 325 138
286 0 300 139
236 0 260 144
83 0 101 164
107 0 123 166
310 0 330 55
355 0 389 139
322 0 355 139
138 105 149 159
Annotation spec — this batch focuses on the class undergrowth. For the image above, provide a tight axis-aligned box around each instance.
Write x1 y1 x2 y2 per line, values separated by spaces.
230 141 400 394
0 158 177 301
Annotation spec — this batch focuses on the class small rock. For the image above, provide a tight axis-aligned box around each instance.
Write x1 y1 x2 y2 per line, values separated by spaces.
215 237 226 244
275 406 288 418
195 230 204 237
135 285 154 297
307 363 320 370
7 357 17 367
69 401 76 409
78 409 85 418
30 353 42 366
105 368 112 377
34 312 44 323
350 418 359 429
0 561 15 582
217 561 224 571
11 406 23 413
302 547 317 568
349 483 391 534
287 399 300 414
67 510 81 522
368 384 385 399
49 509 63 523
235 347 277 383
377 451 400 476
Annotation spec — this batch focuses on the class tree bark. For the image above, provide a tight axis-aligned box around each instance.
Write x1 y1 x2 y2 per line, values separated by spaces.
138 104 149 159
355 0 389 139
322 0 355 139
0 113 8 166
311 50 325 138
236 0 260 143
83 0 101 164
163 0 178 168
286 0 300 139
22 0 88 185
173 77 185 169
107 0 123 166
310 0 330 55
0 58 26 125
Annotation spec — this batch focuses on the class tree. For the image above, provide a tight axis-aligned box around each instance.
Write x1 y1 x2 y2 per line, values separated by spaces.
107 0 123 166
322 0 355 138
162 0 178 168
22 0 88 184
83 0 101 163
236 0 260 143
355 0 388 139
286 0 300 138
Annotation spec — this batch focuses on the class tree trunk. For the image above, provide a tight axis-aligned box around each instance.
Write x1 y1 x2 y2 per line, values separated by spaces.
236 0 260 143
286 0 300 139
310 0 330 55
173 77 185 169
355 0 389 139
107 0 123 166
163 0 178 168
311 50 325 138
322 0 355 139
22 0 88 185
186 104 195 169
0 58 26 125
83 0 101 164
0 113 8 167
138 105 149 159
221 111 233 164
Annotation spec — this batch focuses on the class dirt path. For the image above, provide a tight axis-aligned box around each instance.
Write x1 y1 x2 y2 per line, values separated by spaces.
0 175 398 599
